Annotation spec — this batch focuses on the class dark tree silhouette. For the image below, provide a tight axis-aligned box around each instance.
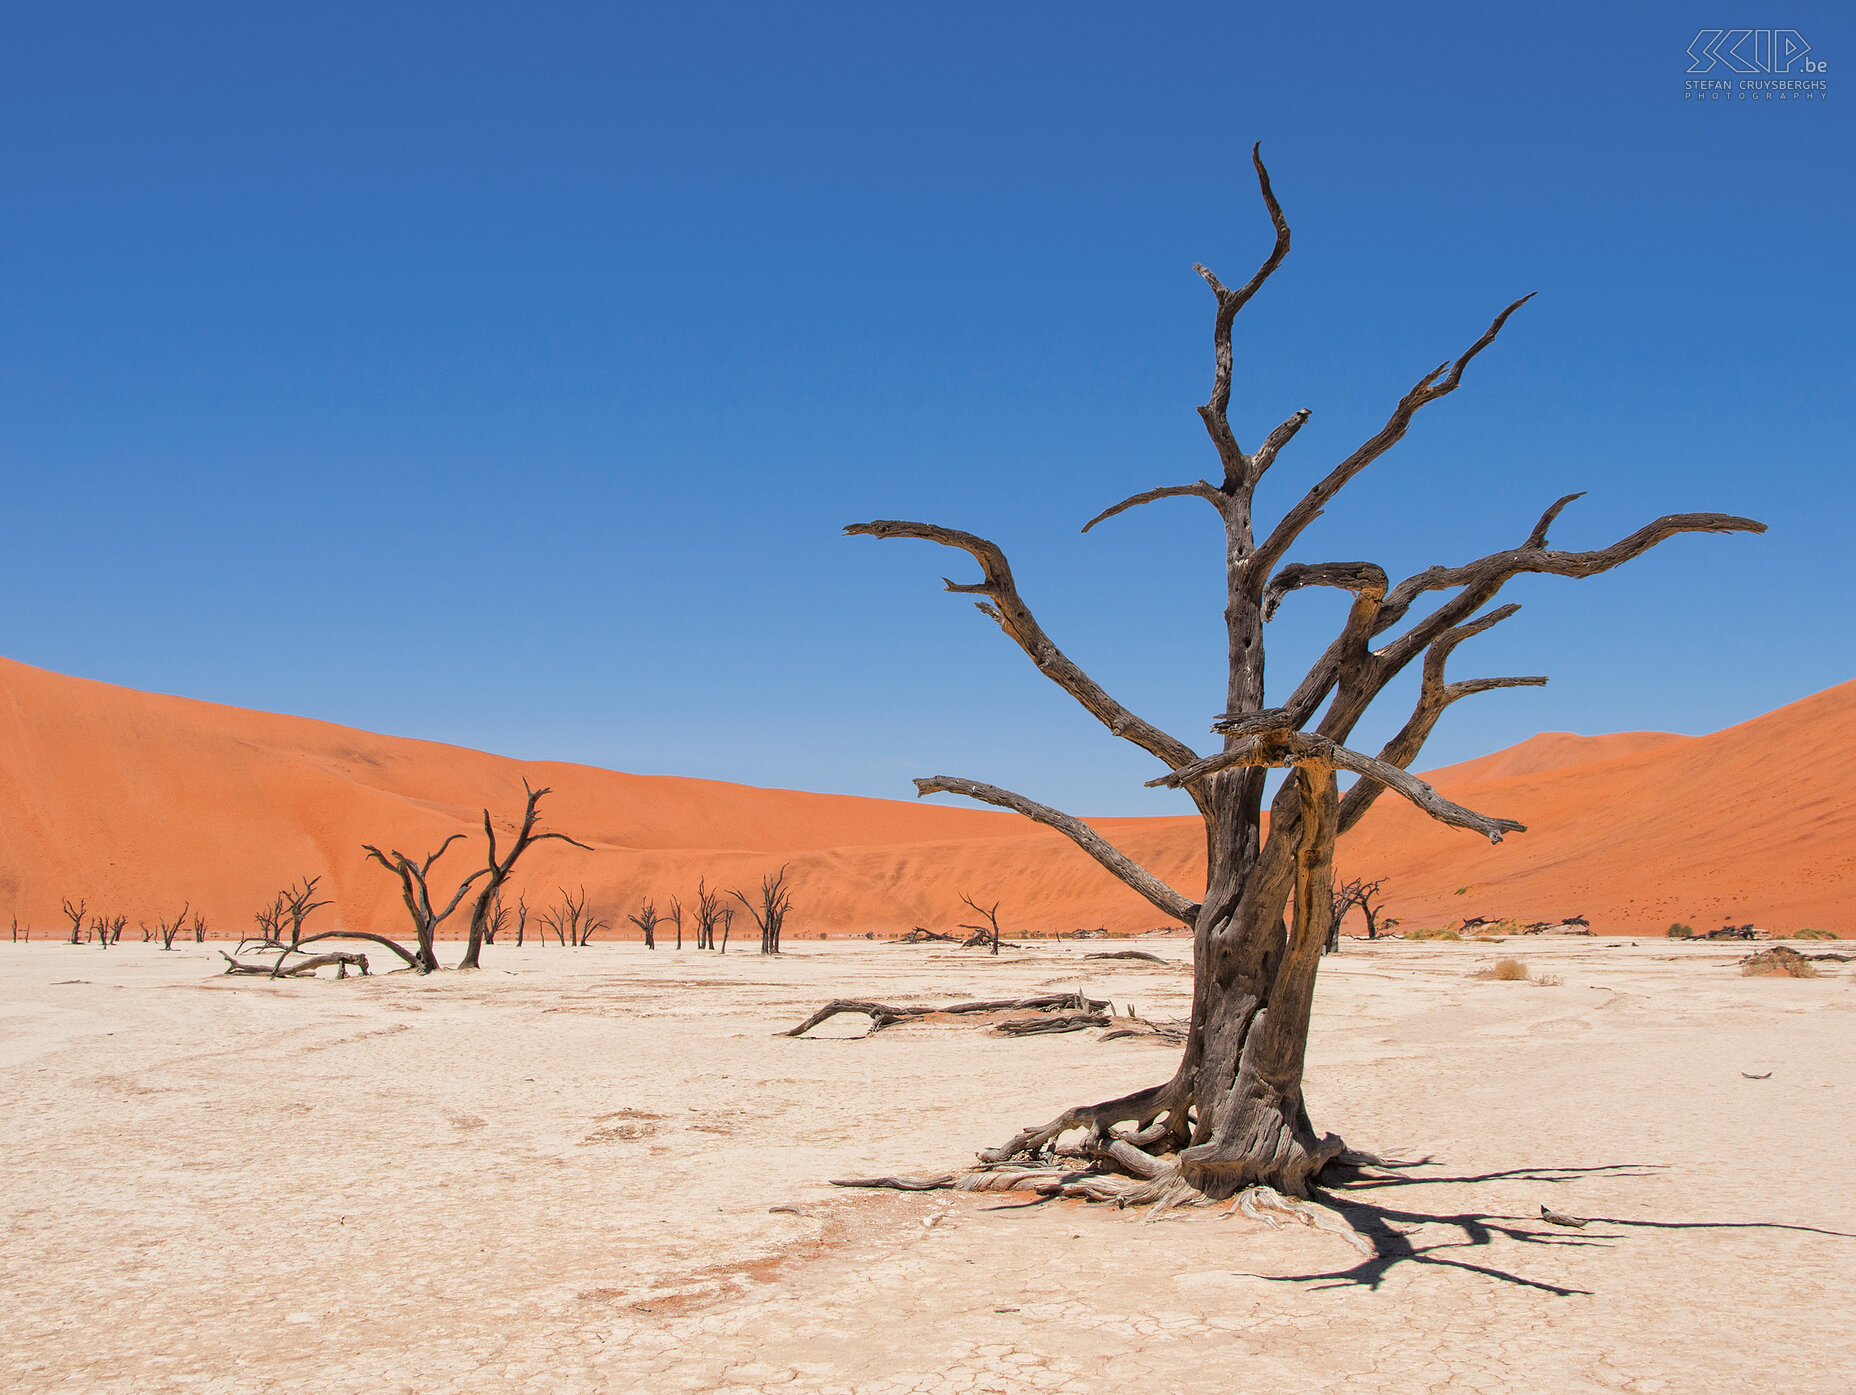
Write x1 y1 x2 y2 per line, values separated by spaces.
62 898 85 945
1328 878 1395 951
846 147 1763 1202
693 879 725 950
957 893 1004 955
731 867 792 955
458 785 589 969
627 896 662 949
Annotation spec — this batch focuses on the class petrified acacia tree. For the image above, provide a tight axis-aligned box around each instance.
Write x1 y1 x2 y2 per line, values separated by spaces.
457 785 589 969
848 148 1763 1201
957 893 1004 955
1327 877 1394 951
731 867 792 955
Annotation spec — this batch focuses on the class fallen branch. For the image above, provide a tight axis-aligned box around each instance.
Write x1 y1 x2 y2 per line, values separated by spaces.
784 992 1111 1038
1082 950 1168 963
992 1012 1110 1036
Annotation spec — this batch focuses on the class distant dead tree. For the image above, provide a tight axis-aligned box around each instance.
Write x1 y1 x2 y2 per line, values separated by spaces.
62 898 85 945
253 892 287 943
157 904 190 951
280 877 331 948
11 915 24 943
717 905 733 953
538 886 604 947
109 915 126 945
693 879 725 950
362 834 484 972
1328 878 1396 951
627 896 662 950
842 145 1762 1202
190 911 208 944
482 890 509 945
731 867 793 955
958 893 1004 955
669 896 684 950
458 785 590 969
514 893 529 946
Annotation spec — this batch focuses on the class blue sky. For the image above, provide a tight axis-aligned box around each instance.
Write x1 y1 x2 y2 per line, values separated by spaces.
1 3 1848 815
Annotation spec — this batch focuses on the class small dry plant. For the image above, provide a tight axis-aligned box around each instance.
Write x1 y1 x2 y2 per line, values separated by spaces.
1794 928 1837 941
1407 927 1461 941
1474 957 1530 981
1741 946 1818 978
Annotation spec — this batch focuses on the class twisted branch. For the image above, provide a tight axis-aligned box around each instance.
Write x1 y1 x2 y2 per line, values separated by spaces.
913 776 1199 925
846 521 1202 772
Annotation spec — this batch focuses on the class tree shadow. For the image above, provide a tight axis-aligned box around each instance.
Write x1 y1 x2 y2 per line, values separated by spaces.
1245 1159 1856 1296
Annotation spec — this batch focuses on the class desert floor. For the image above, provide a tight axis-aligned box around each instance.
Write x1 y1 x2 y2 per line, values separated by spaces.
3 936 1852 1394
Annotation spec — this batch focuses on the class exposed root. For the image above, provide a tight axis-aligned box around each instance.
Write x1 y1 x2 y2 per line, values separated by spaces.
1082 950 1170 963
832 1157 1374 1252
784 993 1110 1038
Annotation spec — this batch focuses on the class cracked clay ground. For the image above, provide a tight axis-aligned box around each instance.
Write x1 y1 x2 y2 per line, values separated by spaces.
3 936 1852 1392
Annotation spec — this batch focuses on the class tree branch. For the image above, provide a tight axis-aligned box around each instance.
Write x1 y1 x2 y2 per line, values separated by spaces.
1250 294 1535 585
1145 731 1523 843
1081 481 1225 534
913 776 1200 925
846 520 1202 772
1195 143 1291 487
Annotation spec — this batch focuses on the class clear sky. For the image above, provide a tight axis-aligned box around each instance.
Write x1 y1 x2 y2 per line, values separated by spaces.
2 3 1849 816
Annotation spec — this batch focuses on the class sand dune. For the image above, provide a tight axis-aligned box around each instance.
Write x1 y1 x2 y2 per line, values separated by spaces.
0 655 1849 939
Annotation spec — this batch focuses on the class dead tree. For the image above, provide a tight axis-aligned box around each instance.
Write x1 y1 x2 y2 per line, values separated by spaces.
958 893 1004 955
252 892 288 945
717 905 733 954
157 904 190 951
1328 878 1395 951
669 896 684 950
626 896 661 949
693 879 724 950
731 867 792 955
457 784 590 969
279 877 331 948
363 835 485 973
846 146 1763 1203
62 898 85 945
190 912 208 944
578 899 611 946
482 891 508 945
515 893 529 946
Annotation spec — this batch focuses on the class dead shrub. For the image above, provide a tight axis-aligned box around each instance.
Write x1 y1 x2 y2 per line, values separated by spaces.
1794 928 1838 941
1472 957 1529 981
1407 927 1461 941
1667 922 1694 938
1530 972 1563 987
1741 946 1818 978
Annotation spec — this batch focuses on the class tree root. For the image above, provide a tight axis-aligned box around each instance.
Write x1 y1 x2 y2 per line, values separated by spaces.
830 1152 1373 1251
784 993 1110 1037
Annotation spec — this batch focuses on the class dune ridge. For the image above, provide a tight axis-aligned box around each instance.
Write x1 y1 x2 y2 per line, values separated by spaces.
0 656 1848 939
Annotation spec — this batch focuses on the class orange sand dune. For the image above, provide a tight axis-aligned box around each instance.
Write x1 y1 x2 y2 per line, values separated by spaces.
1342 680 1856 936
0 656 1849 941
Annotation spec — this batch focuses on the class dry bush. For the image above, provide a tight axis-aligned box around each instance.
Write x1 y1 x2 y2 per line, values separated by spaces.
1530 972 1563 987
1407 927 1461 941
1741 947 1818 978
1667 922 1694 938
1473 958 1530 981
1794 928 1838 941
